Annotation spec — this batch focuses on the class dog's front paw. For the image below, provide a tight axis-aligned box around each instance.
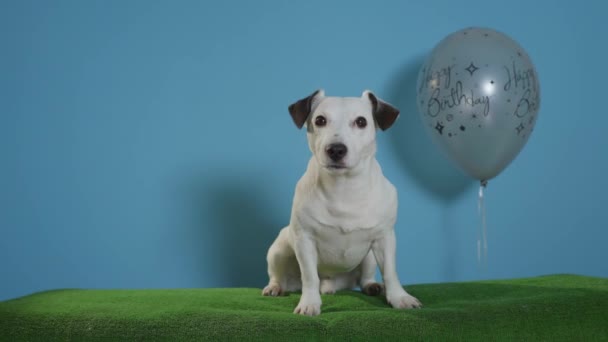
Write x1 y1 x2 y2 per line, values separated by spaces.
262 284 283 297
294 297 321 316
387 291 422 309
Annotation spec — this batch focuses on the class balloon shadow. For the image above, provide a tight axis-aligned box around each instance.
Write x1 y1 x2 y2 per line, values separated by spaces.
384 56 474 203
384 57 475 281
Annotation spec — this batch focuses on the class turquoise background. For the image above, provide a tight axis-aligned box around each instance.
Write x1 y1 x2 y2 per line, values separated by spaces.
1 0 607 300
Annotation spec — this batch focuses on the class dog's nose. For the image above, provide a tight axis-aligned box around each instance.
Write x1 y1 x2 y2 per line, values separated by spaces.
326 143 348 162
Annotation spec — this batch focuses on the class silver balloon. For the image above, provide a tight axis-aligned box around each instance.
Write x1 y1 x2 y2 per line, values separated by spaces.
417 27 540 183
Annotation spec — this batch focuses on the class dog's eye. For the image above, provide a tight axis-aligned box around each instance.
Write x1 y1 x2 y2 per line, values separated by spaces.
355 117 367 128
314 116 327 127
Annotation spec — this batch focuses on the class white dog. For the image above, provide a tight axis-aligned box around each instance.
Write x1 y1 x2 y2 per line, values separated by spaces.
262 90 421 316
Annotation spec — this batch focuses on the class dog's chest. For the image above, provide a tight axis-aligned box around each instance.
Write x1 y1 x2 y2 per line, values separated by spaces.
315 230 374 273
295 194 395 273
312 199 386 233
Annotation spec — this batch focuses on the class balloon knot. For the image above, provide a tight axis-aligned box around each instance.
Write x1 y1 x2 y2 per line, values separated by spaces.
480 180 488 188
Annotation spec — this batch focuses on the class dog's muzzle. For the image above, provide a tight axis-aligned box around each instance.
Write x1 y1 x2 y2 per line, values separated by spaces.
326 143 347 162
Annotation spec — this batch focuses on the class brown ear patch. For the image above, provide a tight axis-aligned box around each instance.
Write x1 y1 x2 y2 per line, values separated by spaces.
288 90 321 129
368 92 400 131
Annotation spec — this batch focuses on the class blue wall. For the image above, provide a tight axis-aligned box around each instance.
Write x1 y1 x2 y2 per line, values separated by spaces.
1 0 607 300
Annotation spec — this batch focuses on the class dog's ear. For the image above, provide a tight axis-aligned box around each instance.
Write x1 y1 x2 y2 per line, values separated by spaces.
363 90 399 131
288 89 324 129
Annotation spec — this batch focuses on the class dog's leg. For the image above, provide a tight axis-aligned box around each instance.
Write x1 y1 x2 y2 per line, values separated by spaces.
359 250 384 296
371 230 422 309
263 227 294 297
293 234 322 316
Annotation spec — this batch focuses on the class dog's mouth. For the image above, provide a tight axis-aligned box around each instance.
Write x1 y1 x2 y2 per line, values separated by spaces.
325 163 347 170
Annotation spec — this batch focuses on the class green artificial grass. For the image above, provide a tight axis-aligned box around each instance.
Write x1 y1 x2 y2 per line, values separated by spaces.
1 274 607 341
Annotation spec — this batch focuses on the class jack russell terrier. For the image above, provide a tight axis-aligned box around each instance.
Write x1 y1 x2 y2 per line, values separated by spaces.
262 90 421 316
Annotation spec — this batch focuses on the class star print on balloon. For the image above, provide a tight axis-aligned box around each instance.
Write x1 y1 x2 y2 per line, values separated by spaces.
416 27 541 183
465 62 479 76
435 121 444 135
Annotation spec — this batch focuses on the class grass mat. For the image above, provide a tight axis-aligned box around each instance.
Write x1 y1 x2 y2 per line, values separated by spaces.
1 274 607 341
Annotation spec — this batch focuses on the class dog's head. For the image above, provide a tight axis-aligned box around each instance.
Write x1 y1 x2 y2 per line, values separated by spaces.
288 90 399 173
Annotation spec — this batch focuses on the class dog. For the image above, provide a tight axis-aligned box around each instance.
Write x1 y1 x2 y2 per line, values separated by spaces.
262 90 421 316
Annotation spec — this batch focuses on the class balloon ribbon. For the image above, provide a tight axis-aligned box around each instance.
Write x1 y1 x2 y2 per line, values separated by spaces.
478 180 488 266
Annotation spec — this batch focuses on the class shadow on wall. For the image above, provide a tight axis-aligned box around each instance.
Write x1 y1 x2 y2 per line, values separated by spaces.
384 56 474 204
186 176 283 289
384 57 475 281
